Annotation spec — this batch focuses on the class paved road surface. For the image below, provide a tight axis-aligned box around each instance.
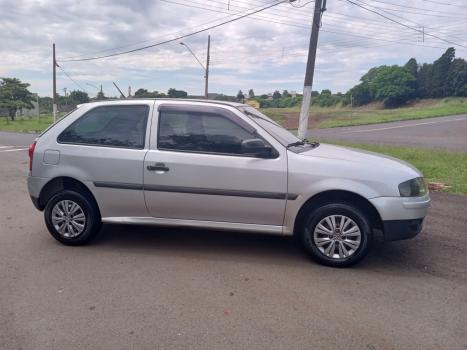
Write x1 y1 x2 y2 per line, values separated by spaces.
1 135 467 350
309 114 467 151
3 114 467 152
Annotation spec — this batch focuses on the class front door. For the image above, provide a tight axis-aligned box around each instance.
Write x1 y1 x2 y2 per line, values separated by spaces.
143 103 288 226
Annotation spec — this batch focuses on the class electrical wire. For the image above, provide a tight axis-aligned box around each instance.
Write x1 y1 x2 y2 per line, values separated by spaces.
289 0 315 8
58 0 288 62
57 65 87 91
344 0 467 49
364 0 467 16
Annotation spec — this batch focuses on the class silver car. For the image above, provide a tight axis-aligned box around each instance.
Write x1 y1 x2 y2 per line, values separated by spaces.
27 99 430 267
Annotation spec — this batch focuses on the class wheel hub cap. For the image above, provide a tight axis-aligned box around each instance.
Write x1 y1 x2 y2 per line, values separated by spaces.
51 200 86 238
313 215 362 260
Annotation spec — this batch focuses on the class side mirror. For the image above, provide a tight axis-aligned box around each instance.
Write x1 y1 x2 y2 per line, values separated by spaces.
241 138 273 158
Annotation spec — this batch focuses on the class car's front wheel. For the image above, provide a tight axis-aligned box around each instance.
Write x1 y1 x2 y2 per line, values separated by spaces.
300 203 371 267
44 190 101 245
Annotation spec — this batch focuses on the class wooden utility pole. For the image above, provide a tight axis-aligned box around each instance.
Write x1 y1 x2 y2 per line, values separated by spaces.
297 0 326 139
52 43 57 123
205 35 211 99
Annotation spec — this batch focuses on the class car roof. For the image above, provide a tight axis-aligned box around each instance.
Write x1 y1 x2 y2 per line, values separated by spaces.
78 98 249 109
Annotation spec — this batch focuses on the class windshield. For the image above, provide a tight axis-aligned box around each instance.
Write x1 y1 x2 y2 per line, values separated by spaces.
238 106 301 146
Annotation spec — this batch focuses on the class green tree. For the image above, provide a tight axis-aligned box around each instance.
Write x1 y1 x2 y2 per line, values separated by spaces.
282 90 291 98
167 88 188 98
371 66 416 107
134 88 150 98
39 96 52 114
272 90 282 100
404 58 418 78
0 78 35 120
69 90 90 104
236 90 245 101
96 91 106 100
431 47 455 97
248 89 255 98
447 58 467 96
348 83 372 106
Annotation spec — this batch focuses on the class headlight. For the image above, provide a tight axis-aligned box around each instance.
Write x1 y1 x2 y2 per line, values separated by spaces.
398 177 427 197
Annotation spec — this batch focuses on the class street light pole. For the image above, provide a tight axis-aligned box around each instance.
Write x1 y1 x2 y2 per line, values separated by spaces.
180 36 211 99
52 43 57 123
205 35 210 99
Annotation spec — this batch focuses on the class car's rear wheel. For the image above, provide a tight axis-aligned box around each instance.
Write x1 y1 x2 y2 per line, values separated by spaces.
300 203 371 267
44 190 101 245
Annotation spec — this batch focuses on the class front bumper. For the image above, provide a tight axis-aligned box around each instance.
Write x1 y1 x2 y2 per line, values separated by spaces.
369 194 430 221
382 218 424 241
369 194 430 241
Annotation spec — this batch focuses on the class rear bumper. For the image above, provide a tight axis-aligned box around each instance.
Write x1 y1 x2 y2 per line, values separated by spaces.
382 218 424 241
27 175 50 211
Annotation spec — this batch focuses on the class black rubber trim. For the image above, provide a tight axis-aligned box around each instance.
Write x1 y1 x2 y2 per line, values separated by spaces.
30 196 41 210
382 218 423 241
93 181 297 200
94 182 143 190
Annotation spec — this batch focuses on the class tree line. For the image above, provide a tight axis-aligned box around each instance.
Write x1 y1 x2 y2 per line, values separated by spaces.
2 47 465 120
349 47 467 107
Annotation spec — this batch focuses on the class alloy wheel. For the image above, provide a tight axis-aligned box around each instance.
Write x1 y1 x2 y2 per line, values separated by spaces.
313 215 362 259
51 200 86 238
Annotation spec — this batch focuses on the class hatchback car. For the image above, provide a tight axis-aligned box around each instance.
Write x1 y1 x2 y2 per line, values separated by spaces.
27 99 430 266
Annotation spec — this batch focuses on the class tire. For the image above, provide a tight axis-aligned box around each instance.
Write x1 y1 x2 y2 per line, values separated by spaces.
44 190 101 245
300 202 371 267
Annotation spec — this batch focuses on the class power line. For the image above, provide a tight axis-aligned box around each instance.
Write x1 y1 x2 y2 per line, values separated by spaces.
164 0 420 41
58 0 287 62
364 0 467 16
56 64 87 91
289 0 315 8
344 0 467 49
162 0 313 29
351 0 467 19
60 12 239 61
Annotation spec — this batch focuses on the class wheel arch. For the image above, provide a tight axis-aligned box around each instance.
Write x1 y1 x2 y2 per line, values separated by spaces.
38 176 100 217
293 190 383 235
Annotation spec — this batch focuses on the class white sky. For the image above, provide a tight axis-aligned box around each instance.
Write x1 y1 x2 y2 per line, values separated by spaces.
1 0 466 97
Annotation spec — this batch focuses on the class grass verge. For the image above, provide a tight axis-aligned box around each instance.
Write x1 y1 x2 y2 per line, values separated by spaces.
261 97 467 129
0 115 54 133
323 141 467 195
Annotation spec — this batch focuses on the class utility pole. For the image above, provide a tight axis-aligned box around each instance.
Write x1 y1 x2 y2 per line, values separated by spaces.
205 35 211 99
52 43 57 123
36 94 40 120
63 88 67 107
297 0 326 139
180 35 210 99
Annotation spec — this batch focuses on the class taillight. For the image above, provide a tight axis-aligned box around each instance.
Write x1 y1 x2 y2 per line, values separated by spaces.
28 141 36 172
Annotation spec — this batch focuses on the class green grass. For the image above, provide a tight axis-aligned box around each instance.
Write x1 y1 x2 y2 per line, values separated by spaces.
261 97 467 129
323 141 467 195
0 115 54 133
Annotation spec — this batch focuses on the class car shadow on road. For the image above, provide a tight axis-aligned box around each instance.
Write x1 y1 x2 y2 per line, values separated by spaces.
91 223 421 271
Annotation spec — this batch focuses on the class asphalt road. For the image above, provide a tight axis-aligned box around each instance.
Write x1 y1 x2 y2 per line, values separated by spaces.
1 134 467 350
309 114 467 151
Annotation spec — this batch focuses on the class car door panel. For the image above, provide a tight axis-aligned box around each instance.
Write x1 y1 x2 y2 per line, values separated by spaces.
144 103 288 226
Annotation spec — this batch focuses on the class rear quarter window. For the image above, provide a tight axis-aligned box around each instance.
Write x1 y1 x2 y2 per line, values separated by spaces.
57 105 149 149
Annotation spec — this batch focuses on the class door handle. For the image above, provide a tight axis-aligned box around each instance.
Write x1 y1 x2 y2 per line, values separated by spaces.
147 163 170 172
